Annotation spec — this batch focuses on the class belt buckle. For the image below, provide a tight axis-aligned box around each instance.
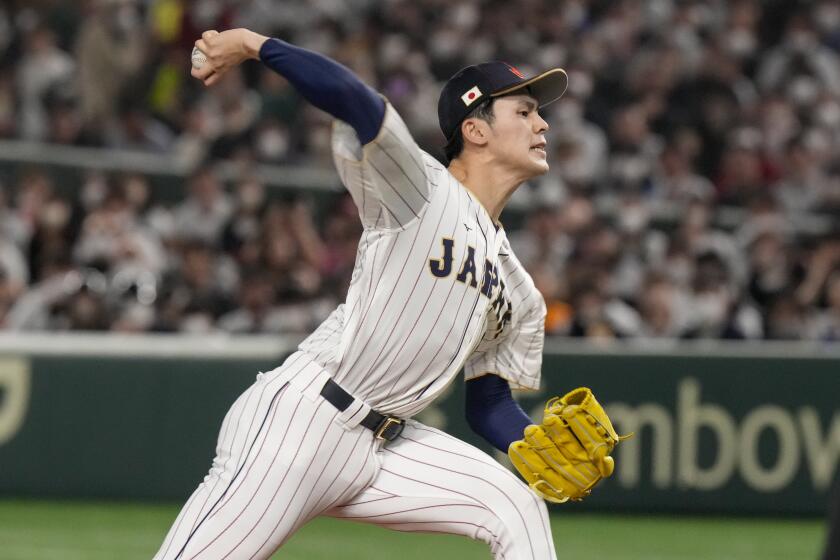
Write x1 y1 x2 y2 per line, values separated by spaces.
374 417 405 441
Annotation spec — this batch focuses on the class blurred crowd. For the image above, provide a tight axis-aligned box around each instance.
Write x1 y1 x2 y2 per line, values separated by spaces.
1 0 840 341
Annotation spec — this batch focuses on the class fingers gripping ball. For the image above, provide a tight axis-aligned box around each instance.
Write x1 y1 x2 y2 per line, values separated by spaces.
508 387 628 503
191 46 207 70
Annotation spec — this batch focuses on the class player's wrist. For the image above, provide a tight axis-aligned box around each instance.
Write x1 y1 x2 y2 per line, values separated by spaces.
243 30 269 60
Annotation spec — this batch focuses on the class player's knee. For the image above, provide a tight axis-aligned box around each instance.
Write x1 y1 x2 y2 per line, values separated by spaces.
479 483 551 560
531 492 550 521
504 476 549 524
522 485 549 522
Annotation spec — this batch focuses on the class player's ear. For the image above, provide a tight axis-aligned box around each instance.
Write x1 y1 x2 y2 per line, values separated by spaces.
461 118 489 148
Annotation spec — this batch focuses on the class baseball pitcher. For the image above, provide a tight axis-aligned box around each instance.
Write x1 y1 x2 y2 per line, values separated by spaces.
154 28 623 560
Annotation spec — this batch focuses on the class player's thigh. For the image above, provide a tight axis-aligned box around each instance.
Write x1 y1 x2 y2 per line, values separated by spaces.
159 379 379 560
209 358 318 478
329 421 551 541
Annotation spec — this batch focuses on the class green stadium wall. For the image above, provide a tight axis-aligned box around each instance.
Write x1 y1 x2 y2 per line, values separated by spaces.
0 341 838 515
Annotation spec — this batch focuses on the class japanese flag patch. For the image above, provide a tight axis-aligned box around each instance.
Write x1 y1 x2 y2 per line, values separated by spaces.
461 86 483 107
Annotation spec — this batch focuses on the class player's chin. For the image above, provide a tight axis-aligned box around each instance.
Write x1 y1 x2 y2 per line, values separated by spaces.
526 154 550 176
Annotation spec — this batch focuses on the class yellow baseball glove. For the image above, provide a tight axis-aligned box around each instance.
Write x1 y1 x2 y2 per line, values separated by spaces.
508 387 626 503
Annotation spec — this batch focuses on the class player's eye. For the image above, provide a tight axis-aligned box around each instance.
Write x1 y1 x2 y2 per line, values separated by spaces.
519 110 529 117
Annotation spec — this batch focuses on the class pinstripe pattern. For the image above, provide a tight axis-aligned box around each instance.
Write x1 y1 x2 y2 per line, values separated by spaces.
329 421 556 560
154 357 380 560
157 101 555 559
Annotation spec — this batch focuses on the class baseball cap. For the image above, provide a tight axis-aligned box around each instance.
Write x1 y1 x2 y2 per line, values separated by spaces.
438 61 568 141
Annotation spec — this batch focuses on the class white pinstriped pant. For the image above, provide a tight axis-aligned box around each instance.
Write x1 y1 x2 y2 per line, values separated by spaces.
153 352 556 560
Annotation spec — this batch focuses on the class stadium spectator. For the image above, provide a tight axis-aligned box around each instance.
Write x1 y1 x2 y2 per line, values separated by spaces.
17 23 75 141
156 240 236 332
173 168 233 245
809 269 840 341
636 273 686 339
75 0 148 141
217 269 277 333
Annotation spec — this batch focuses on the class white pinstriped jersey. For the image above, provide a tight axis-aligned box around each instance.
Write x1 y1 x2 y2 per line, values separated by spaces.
298 102 546 418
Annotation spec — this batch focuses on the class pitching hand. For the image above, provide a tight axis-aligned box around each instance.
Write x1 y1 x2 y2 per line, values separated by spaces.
191 28 267 86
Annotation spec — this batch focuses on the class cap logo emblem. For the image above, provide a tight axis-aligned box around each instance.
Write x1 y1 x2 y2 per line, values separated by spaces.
507 64 525 79
461 86 482 107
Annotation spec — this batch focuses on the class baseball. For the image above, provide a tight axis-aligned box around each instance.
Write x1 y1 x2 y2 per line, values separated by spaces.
191 46 207 70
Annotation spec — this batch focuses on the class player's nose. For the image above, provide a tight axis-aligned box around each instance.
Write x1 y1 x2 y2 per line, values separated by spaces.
534 112 549 134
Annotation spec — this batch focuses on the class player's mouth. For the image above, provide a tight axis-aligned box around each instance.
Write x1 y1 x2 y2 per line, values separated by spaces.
530 142 547 157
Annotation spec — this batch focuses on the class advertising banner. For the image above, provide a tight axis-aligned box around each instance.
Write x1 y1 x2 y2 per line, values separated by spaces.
0 340 837 514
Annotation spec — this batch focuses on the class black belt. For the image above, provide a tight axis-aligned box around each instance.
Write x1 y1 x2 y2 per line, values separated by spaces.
320 379 405 441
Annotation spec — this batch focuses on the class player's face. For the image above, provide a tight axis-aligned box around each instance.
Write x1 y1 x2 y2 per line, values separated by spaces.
486 94 550 177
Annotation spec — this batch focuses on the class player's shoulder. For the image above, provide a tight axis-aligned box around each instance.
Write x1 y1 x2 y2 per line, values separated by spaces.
420 150 446 179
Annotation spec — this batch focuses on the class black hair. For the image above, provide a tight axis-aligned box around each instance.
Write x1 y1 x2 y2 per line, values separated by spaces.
443 98 496 164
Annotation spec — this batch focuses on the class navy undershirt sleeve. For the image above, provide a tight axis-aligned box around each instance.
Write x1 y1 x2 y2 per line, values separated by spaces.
465 374 533 453
259 38 385 144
